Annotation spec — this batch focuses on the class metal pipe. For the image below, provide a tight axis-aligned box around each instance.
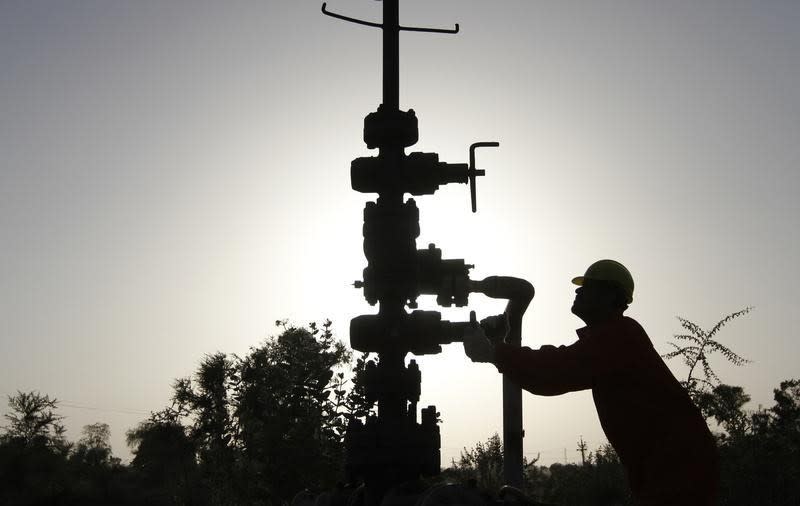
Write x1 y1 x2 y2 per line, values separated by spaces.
472 276 533 489
503 377 524 487
383 0 399 111
502 280 533 488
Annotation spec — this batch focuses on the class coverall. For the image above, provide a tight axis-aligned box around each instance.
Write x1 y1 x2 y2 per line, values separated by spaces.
494 315 718 506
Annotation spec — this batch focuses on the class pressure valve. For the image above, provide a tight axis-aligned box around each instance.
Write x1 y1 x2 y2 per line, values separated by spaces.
350 142 498 212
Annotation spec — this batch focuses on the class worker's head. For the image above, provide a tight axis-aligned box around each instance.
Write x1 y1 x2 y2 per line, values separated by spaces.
570 260 633 324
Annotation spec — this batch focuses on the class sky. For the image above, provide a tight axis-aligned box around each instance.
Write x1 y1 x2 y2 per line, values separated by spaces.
1 1 799 467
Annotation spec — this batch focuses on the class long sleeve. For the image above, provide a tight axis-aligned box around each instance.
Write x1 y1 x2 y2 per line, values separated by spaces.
493 341 593 396
493 319 641 396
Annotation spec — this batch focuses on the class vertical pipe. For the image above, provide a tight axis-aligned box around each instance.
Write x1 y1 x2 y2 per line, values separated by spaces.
504 291 531 489
503 377 523 488
383 0 399 111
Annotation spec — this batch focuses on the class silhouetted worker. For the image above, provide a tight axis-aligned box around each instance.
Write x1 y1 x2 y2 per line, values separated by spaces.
463 260 718 506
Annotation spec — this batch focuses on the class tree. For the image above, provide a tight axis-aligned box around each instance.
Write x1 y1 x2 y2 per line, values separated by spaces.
172 352 238 505
2 391 68 452
66 422 127 505
0 392 71 505
233 320 351 502
72 422 115 468
120 319 374 504
713 380 800 506
576 436 589 466
771 379 800 432
450 433 505 494
446 433 541 498
662 307 752 399
126 409 198 506
662 308 755 445
694 384 751 439
331 351 376 434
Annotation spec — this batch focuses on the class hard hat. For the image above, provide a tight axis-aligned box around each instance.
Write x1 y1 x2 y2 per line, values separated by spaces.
572 259 634 303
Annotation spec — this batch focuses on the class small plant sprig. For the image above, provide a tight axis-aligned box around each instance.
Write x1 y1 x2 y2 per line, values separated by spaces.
662 307 753 396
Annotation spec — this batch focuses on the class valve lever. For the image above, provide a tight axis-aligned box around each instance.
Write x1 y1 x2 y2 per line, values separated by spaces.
468 142 499 213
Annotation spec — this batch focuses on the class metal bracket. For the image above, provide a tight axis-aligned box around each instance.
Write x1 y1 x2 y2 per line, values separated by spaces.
321 3 459 34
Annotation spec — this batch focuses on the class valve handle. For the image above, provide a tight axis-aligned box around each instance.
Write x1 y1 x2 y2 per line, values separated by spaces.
468 142 499 213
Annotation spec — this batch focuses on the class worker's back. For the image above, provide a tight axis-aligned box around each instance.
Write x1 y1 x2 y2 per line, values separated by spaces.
581 316 718 505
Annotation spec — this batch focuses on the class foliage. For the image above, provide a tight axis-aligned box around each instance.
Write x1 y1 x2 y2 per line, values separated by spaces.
71 422 118 469
524 442 629 506
444 434 630 506
694 384 751 439
334 351 376 427
172 352 238 505
232 319 352 502
662 307 752 398
0 391 71 505
79 422 112 452
121 319 366 505
0 320 368 505
661 309 800 505
713 379 800 506
2 311 792 505
0 393 128 505
448 433 505 494
126 411 198 505
661 308 759 442
771 378 800 432
2 364 798 505
2 391 69 453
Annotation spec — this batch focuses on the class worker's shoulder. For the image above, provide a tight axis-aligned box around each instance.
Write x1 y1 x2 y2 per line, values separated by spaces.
620 315 646 332
589 315 645 334
588 316 651 346
615 316 659 353
579 316 651 347
616 315 649 336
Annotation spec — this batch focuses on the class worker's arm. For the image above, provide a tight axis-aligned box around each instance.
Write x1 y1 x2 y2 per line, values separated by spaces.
462 322 593 394
493 341 593 396
493 320 639 395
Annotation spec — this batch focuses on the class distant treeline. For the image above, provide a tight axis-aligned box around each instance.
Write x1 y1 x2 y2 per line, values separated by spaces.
1 320 798 505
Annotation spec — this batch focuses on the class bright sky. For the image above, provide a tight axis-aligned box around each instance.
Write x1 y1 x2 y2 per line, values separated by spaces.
2 1 798 467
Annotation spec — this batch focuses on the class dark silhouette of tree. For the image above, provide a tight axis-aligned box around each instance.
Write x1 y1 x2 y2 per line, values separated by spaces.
712 379 800 506
446 434 631 505
172 352 238 505
233 320 351 502
694 384 751 439
123 319 363 505
0 392 137 504
576 436 589 466
71 422 115 467
660 310 800 505
2 391 69 452
662 307 752 398
771 379 800 432
126 409 198 506
0 391 72 505
445 433 544 500
330 351 376 435
68 422 126 505
2 374 793 505
449 433 505 494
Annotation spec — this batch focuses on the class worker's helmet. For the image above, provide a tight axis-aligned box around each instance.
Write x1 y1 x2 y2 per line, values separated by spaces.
572 259 634 304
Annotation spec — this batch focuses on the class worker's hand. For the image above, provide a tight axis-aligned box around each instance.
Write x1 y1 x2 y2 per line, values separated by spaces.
463 324 496 363
480 313 508 343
